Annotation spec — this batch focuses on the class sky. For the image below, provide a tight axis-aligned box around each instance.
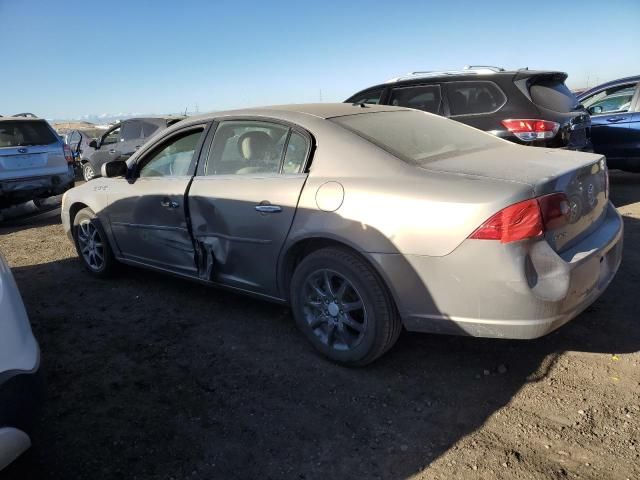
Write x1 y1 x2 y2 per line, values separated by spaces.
1 0 638 120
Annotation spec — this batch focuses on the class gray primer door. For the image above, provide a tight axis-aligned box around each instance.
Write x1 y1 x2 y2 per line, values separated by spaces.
188 119 311 296
105 127 207 275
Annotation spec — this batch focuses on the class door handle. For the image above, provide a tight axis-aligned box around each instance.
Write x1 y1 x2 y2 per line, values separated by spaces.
255 204 282 213
109 149 117 154
606 117 627 122
161 198 180 209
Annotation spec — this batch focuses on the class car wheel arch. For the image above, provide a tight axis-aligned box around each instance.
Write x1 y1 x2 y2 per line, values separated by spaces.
278 236 402 315
69 202 90 226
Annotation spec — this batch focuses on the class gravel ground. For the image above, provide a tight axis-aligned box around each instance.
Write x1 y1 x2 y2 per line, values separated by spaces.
1 173 639 480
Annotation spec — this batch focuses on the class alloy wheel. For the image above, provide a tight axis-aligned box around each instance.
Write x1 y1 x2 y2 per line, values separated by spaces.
301 269 367 351
77 220 105 271
83 164 95 181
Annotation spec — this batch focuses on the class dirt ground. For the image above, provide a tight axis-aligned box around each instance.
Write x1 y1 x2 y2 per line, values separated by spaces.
1 173 639 480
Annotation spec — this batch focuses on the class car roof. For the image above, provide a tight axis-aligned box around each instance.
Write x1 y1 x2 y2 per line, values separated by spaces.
578 75 640 99
0 116 48 122
349 69 567 93
184 103 408 123
125 115 186 122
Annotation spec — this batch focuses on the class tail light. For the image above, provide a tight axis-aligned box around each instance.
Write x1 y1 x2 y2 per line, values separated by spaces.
501 119 560 141
469 193 570 243
63 143 74 164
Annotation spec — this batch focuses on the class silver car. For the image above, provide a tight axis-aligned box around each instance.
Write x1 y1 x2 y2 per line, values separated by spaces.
0 116 75 209
61 104 623 365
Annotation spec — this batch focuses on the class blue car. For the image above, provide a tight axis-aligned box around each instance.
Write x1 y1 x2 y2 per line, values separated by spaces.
578 75 640 171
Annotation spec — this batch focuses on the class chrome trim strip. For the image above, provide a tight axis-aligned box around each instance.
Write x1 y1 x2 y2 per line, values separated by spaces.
111 222 188 232
193 232 272 245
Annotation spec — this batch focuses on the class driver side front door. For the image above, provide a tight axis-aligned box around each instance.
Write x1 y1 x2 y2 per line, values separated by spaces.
105 124 209 276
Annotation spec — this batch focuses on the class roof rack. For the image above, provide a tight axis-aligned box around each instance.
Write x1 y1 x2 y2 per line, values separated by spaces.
385 65 506 83
463 65 505 72
12 112 38 118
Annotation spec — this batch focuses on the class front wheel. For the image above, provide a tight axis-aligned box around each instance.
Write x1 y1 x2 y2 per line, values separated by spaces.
290 247 401 366
72 207 115 276
82 163 96 182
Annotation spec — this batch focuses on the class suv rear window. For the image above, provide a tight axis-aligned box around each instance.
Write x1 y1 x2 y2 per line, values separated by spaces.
447 81 506 116
332 110 502 165
529 78 578 113
0 120 57 147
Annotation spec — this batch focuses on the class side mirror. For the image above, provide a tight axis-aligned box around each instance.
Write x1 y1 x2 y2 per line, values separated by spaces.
589 105 603 115
101 160 128 178
89 139 99 149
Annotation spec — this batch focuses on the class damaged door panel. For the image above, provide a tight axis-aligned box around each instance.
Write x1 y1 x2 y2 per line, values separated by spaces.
104 127 208 276
188 175 307 296
107 178 196 274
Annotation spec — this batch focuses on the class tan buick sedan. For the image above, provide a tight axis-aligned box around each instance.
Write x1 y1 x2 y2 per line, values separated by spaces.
61 104 622 365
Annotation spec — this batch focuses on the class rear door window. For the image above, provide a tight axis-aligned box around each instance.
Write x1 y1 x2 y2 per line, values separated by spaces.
121 120 143 141
0 120 57 147
347 88 384 105
389 85 442 114
205 121 289 175
446 81 506 116
530 79 579 113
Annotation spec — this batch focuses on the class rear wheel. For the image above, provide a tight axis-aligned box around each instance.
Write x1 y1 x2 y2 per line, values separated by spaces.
290 247 401 366
82 163 96 182
72 207 115 276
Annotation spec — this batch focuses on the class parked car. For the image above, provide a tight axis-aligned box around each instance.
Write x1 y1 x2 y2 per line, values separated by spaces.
346 66 593 151
66 129 96 165
80 116 184 181
577 75 640 171
61 104 622 366
0 251 40 470
0 116 75 209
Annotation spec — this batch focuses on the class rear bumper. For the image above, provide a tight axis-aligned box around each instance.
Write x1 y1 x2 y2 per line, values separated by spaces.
372 201 623 339
0 368 42 470
0 166 75 206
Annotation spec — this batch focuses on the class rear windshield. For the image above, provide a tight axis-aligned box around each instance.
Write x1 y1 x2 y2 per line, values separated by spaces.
0 120 58 147
331 110 503 165
529 79 578 113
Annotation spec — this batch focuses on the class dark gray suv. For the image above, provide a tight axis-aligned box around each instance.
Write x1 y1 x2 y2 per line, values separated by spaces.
80 116 184 181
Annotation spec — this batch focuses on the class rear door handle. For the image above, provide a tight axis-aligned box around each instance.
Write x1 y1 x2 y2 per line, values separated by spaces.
109 149 117 154
255 204 282 213
161 198 180 209
606 117 627 122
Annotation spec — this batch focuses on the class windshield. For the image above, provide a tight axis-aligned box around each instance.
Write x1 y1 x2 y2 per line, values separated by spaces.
0 120 58 147
331 110 504 165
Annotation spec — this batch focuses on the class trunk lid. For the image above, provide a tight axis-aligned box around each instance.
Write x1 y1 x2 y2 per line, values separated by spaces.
423 144 608 252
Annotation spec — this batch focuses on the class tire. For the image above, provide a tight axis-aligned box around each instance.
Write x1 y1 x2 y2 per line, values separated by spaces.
290 247 401 366
82 163 96 182
72 207 115 276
